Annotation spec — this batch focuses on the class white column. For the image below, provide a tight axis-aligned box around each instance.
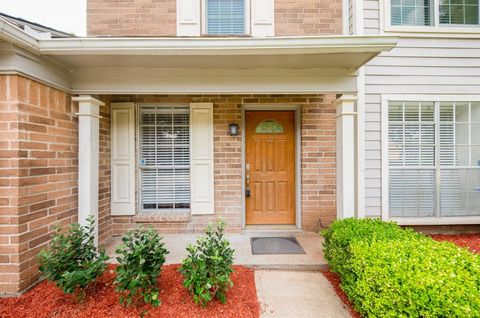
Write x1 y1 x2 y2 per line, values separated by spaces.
73 95 104 246
335 95 358 219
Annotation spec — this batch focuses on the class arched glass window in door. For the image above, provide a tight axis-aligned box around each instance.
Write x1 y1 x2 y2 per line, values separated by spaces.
255 119 284 134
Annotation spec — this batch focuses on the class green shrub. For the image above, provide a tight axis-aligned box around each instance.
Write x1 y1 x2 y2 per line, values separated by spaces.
115 226 169 308
321 218 424 284
321 218 480 317
38 215 109 302
179 221 235 307
349 239 480 317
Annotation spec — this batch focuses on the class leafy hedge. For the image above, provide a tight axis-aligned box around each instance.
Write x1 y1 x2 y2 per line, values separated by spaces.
321 218 480 317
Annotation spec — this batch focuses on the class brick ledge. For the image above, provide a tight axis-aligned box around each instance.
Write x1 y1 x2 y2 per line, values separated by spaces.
132 212 191 223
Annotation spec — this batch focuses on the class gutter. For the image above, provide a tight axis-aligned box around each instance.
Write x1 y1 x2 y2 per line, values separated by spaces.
0 18 39 53
0 16 398 57
38 35 398 56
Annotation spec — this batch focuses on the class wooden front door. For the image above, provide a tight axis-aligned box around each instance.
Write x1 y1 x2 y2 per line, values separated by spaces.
245 111 295 225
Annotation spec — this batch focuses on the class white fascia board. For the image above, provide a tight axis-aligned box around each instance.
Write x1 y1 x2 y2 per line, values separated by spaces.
1 16 397 57
36 36 398 56
0 18 39 53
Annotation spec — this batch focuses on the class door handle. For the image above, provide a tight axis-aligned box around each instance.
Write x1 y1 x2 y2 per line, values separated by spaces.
245 163 251 197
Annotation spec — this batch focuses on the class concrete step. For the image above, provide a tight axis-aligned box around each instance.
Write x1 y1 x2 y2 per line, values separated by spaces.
242 225 302 237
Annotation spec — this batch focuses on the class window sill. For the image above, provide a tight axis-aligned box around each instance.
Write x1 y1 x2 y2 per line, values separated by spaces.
133 211 191 223
383 25 480 37
388 216 480 225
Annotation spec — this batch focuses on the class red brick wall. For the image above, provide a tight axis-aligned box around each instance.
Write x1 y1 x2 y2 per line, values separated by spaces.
275 0 343 35
301 95 337 231
99 94 337 236
86 0 343 36
0 75 78 294
98 103 112 245
87 0 176 36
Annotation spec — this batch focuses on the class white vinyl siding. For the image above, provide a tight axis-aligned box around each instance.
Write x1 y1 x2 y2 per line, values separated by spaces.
388 100 480 218
363 38 480 219
138 105 190 212
206 0 245 35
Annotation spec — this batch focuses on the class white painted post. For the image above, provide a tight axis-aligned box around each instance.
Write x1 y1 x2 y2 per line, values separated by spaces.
335 95 358 219
73 95 104 247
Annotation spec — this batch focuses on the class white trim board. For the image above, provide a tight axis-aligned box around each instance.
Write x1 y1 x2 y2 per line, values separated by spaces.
380 94 480 224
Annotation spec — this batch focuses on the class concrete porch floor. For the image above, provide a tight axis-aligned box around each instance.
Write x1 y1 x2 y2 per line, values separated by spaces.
105 231 327 270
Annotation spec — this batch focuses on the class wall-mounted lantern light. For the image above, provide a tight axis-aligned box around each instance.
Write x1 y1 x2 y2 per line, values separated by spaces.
229 123 239 136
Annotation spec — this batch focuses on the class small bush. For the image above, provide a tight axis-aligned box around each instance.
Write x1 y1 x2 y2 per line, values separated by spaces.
38 215 108 302
115 226 169 308
349 238 480 317
179 221 235 307
321 218 424 285
321 218 480 317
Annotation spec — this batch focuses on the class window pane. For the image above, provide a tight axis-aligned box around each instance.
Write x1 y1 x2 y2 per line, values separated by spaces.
389 169 435 217
440 102 454 121
441 169 468 216
472 146 480 166
389 102 403 121
468 169 480 215
472 124 480 144
207 0 245 35
392 0 432 25
472 102 480 121
455 102 469 122
439 0 479 24
421 102 435 121
441 168 480 216
455 123 469 144
139 105 190 211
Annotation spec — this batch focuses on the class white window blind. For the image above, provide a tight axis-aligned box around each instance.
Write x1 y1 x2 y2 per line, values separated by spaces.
439 0 479 24
206 0 245 35
139 105 190 212
439 102 480 216
388 101 436 217
391 0 432 25
388 101 480 218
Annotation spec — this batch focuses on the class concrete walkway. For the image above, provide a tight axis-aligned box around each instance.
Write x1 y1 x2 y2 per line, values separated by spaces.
255 270 351 318
105 231 328 270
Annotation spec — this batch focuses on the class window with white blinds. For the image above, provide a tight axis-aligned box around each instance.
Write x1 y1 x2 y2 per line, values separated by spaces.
206 0 246 35
389 0 480 26
391 0 432 25
388 101 480 218
139 105 190 212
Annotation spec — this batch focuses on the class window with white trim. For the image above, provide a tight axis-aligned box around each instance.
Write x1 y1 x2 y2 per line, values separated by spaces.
390 0 480 25
139 105 190 212
206 0 246 35
391 0 432 26
388 101 480 217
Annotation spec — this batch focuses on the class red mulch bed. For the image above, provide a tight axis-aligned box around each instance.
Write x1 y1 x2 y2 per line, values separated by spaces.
430 233 480 254
0 264 259 318
320 269 361 318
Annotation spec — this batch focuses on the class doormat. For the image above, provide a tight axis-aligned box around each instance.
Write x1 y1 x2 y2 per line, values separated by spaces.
250 237 306 255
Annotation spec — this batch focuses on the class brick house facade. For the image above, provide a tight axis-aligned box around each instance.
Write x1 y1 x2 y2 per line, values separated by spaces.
87 0 343 36
0 0 399 295
0 75 78 293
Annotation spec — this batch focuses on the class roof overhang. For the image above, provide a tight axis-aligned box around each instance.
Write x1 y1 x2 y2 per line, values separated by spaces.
0 17 398 94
